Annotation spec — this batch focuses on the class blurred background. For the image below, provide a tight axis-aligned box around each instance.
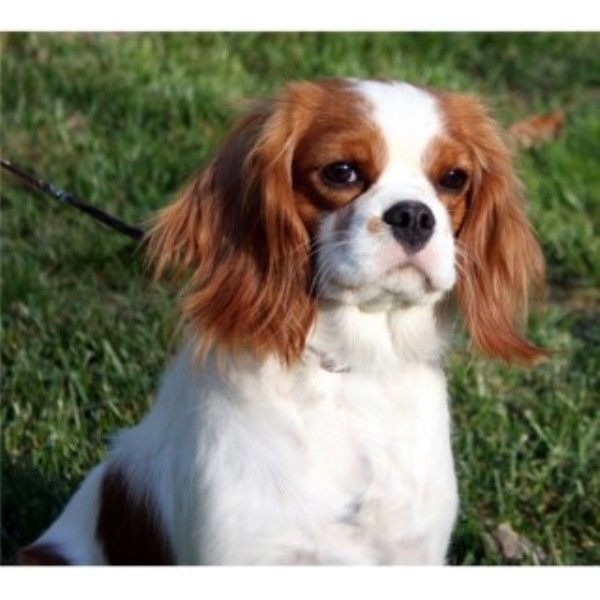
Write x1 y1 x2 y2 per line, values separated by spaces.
1 32 598 565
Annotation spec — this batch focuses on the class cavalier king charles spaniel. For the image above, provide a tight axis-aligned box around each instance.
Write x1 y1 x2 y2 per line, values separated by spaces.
21 78 545 566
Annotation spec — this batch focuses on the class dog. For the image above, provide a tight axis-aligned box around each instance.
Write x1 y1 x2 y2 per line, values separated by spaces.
20 78 545 565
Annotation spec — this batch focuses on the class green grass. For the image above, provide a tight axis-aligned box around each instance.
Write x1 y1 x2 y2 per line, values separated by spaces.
1 32 599 565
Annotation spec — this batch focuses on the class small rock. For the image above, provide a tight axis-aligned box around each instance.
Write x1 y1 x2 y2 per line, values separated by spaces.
486 522 547 564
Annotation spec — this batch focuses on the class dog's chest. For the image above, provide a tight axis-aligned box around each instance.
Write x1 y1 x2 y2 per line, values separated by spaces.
226 360 456 563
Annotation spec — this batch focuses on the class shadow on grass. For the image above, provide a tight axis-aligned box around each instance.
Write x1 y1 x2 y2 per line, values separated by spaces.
448 518 495 566
1 450 75 565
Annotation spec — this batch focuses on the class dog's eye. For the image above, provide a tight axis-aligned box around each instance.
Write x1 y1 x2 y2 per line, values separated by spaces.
322 162 361 187
439 169 469 192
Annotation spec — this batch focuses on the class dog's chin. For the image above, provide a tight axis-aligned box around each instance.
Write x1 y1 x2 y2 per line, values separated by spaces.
319 264 450 312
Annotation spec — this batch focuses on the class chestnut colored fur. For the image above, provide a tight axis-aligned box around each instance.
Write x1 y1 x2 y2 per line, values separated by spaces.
19 542 70 566
437 92 546 364
95 466 174 565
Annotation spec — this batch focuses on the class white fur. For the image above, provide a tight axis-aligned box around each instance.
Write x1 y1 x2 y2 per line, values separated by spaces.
30 80 460 565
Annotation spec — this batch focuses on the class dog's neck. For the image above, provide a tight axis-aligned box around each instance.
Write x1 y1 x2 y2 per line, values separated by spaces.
308 299 451 375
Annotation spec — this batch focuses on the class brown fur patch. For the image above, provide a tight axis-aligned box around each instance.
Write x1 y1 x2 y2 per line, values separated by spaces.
96 466 174 565
292 80 387 216
434 91 547 364
367 216 384 235
19 542 70 566
423 135 472 233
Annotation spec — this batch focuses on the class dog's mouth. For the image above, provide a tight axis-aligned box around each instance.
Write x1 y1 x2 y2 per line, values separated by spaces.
314 262 445 311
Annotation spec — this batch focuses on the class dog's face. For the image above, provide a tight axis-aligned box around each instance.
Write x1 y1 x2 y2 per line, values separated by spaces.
148 79 545 364
302 81 457 310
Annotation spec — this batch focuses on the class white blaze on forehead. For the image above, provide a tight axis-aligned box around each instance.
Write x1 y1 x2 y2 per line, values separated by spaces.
351 80 442 179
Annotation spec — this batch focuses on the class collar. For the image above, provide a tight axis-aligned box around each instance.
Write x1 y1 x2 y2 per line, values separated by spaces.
307 346 351 374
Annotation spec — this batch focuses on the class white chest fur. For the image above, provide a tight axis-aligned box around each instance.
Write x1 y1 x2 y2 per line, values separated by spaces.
33 303 458 565
116 302 459 565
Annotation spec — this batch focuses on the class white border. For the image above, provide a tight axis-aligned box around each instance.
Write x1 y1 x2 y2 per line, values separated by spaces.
1 1 598 31
2 566 600 600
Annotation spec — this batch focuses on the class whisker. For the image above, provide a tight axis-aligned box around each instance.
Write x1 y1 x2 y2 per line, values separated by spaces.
310 254 342 299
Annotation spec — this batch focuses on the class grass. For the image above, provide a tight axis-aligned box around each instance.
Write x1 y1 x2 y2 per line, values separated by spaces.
1 32 599 565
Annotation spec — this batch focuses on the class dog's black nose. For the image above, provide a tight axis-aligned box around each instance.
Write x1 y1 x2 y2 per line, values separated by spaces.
382 201 435 253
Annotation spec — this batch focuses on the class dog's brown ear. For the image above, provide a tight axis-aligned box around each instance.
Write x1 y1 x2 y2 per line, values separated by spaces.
146 98 315 364
444 94 546 364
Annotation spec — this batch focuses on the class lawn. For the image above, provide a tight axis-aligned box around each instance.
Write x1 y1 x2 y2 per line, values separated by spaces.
1 32 598 565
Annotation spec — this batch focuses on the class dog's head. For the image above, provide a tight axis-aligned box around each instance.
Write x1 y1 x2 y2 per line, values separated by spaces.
148 79 545 364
